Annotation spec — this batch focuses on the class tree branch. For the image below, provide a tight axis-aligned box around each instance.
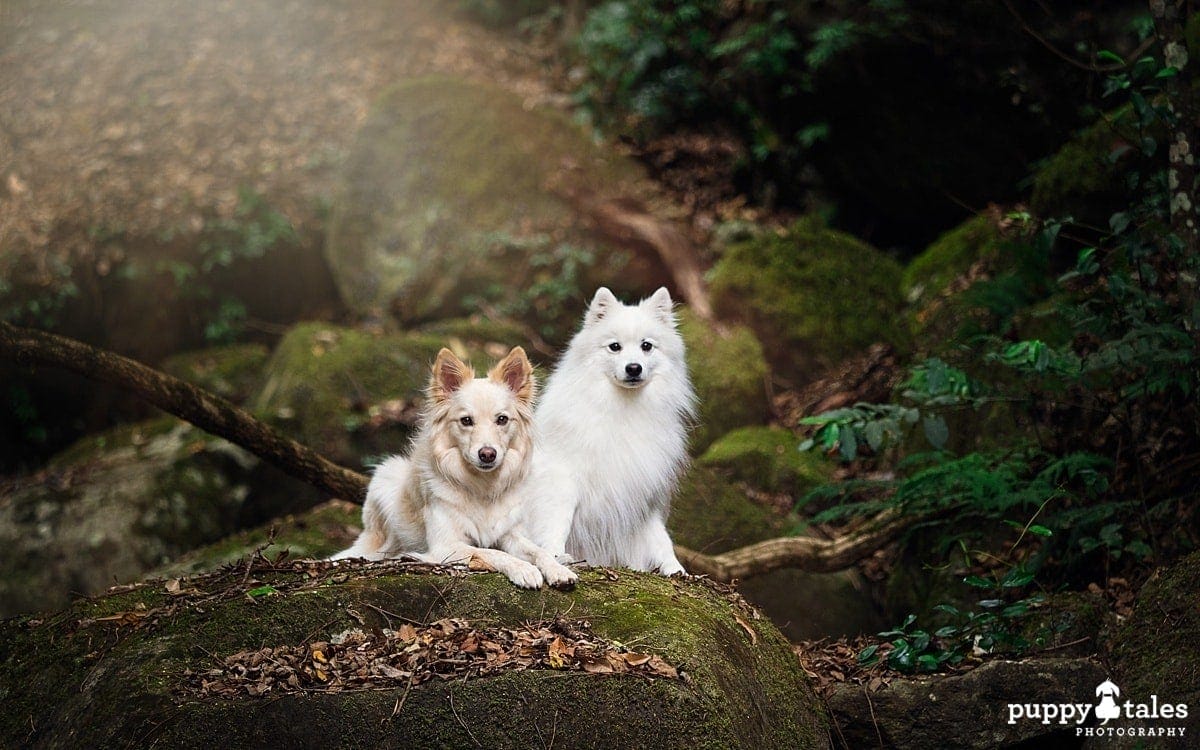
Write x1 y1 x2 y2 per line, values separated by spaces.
0 321 369 503
674 510 913 582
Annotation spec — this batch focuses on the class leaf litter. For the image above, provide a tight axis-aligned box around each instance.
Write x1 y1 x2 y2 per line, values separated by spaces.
181 616 681 698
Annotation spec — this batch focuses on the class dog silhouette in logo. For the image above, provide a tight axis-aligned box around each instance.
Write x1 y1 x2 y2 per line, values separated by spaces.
1095 679 1121 723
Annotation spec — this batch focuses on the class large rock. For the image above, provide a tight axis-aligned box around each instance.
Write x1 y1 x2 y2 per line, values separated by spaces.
160 343 271 405
252 322 446 468
0 567 830 749
709 216 909 383
678 310 770 452
697 426 833 497
325 76 674 342
902 212 1062 356
0 418 314 618
826 658 1106 749
1095 551 1200 748
670 466 883 641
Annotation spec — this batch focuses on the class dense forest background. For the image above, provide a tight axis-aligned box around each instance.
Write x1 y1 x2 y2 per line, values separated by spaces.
1 0 1198 727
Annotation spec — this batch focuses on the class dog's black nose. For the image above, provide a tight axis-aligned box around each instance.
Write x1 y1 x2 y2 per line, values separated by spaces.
625 363 643 378
478 447 497 464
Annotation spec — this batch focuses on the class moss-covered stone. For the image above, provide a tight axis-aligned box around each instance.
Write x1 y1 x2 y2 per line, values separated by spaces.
154 500 362 577
0 419 274 617
709 216 909 382
669 467 786 554
325 76 671 342
901 213 1005 309
902 212 1057 357
160 343 271 405
678 308 770 452
669 466 880 640
1104 551 1200 748
0 568 829 749
1030 105 1153 228
253 322 446 467
697 426 834 497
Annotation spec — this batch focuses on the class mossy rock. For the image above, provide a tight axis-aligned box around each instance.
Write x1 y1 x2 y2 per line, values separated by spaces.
709 216 909 383
1102 551 1200 748
325 76 671 342
901 213 1006 309
160 343 271 405
669 466 787 555
678 309 770 452
1030 105 1151 229
903 213 1055 357
253 322 447 467
0 419 277 617
697 427 834 498
669 466 881 640
0 567 830 749
154 500 362 578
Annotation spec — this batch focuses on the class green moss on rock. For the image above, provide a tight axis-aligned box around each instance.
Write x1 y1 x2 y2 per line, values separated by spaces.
669 467 785 554
160 343 271 404
678 309 769 452
1108 551 1200 747
1030 106 1151 227
709 216 908 382
0 569 829 749
698 426 833 497
253 322 446 466
902 214 1004 308
154 500 363 577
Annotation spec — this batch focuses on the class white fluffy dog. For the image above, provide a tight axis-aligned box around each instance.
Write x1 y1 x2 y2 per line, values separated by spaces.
332 347 577 589
525 287 696 574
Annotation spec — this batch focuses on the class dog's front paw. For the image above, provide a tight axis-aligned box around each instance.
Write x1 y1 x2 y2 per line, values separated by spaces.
503 560 545 589
658 560 686 577
541 561 579 591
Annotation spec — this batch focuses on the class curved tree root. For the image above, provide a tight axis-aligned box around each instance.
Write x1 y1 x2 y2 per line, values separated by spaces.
674 510 913 582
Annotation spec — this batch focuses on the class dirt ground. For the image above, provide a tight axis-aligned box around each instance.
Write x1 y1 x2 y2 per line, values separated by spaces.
0 0 560 273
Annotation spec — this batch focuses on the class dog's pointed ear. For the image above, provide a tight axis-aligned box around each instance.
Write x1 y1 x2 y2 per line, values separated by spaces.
430 348 473 403
585 287 619 327
643 286 675 324
489 346 535 403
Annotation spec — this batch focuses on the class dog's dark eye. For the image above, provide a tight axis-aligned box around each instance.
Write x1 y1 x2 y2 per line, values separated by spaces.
641 341 653 352
608 342 622 352
496 415 509 426
459 416 474 427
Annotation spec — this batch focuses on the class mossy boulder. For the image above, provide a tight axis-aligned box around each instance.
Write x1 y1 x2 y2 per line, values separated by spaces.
0 566 830 749
678 309 770 452
160 343 271 405
1100 551 1200 748
253 322 447 467
669 467 787 555
669 466 881 640
1030 105 1149 229
154 500 362 578
325 76 673 342
902 213 1057 357
709 216 908 383
0 418 316 618
697 427 834 497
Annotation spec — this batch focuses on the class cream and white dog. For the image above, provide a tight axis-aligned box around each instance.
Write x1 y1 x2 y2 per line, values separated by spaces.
525 287 696 574
332 347 577 589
